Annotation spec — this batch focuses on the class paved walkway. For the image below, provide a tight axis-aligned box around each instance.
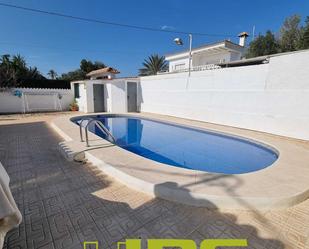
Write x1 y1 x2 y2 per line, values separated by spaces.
0 113 309 249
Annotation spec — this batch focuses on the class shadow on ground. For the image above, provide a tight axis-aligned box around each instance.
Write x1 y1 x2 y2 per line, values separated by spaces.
0 121 285 249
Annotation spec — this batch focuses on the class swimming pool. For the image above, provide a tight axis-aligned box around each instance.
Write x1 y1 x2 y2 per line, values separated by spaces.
74 115 278 174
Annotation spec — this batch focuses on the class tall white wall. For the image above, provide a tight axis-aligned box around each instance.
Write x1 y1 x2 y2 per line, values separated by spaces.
0 88 73 113
109 80 141 113
85 82 95 113
105 83 112 112
75 83 87 112
140 50 309 140
110 81 127 113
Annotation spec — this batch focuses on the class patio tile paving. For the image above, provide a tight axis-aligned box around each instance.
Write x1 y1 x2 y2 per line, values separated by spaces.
0 113 309 249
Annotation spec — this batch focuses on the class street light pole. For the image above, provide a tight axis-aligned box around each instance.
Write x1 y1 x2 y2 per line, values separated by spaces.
174 34 193 76
188 34 192 77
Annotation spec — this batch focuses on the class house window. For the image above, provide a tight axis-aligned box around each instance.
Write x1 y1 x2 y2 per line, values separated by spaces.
96 76 108 79
174 63 185 70
74 83 80 98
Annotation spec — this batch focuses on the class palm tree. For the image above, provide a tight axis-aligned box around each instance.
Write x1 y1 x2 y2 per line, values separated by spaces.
48 69 58 80
11 54 27 81
12 54 26 69
139 54 168 76
0 54 15 87
27 67 43 80
0 54 11 66
0 53 46 87
0 54 12 75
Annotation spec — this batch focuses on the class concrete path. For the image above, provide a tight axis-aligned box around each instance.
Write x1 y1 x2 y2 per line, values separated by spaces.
0 113 308 249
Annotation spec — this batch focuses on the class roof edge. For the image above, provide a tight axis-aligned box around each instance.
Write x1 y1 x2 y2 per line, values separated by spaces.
165 40 243 58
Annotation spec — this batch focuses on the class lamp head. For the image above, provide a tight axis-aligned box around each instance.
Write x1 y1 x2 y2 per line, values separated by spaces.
174 37 183 45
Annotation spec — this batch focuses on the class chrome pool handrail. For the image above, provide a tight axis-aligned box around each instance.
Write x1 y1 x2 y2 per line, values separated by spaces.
79 117 94 142
84 119 116 147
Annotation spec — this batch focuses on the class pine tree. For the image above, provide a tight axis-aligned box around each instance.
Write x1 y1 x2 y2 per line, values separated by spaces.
246 31 280 58
280 15 302 52
300 16 309 49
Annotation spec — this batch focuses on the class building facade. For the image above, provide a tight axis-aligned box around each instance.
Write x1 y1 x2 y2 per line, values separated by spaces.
71 68 140 113
165 33 249 72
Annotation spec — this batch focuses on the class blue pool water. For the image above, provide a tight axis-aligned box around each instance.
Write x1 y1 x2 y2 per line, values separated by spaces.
74 115 278 174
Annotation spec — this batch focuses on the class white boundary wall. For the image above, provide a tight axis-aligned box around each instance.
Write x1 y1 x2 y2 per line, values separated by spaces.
140 50 309 140
0 88 73 113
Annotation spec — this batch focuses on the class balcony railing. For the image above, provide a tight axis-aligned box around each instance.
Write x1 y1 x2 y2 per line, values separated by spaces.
157 64 221 75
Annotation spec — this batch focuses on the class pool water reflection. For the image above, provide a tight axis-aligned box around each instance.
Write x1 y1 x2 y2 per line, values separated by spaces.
76 115 278 174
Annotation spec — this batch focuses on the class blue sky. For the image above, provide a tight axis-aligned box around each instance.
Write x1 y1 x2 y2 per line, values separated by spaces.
0 0 308 77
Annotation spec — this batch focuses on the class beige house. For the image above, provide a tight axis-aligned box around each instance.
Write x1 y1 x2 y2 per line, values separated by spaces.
165 32 249 72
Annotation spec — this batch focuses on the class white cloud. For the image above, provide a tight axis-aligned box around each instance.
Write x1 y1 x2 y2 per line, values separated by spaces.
161 25 175 30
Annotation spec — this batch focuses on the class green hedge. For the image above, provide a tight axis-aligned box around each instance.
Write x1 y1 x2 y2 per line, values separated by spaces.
18 79 71 89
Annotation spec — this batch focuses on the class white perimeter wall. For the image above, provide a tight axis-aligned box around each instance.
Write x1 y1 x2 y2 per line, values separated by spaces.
140 50 309 140
0 88 73 113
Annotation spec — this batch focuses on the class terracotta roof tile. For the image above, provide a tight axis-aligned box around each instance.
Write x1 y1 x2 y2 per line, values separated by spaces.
86 67 120 76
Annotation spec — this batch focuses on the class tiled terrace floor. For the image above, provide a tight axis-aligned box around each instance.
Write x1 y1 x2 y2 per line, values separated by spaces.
0 113 309 249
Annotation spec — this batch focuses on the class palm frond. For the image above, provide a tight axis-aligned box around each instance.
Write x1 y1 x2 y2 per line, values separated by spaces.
139 54 167 76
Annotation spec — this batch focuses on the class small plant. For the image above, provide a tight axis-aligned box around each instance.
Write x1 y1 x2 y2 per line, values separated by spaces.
69 100 79 111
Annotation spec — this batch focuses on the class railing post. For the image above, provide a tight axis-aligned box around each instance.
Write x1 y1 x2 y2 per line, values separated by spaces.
83 118 116 147
79 117 93 142
85 127 90 147
80 123 84 142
